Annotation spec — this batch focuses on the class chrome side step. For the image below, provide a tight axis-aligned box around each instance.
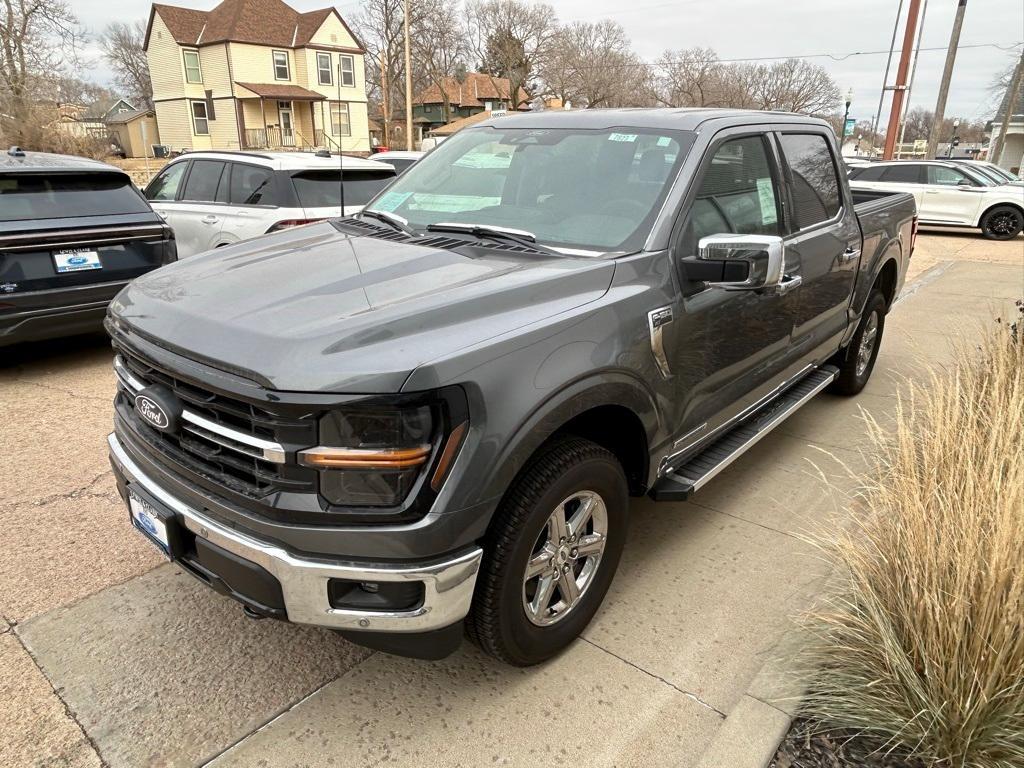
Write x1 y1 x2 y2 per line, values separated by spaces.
650 365 839 502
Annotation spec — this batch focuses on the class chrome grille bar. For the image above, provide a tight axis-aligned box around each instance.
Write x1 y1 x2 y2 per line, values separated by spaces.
113 355 287 464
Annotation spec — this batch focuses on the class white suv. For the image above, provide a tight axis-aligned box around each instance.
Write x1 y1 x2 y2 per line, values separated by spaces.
848 160 1024 240
144 151 397 257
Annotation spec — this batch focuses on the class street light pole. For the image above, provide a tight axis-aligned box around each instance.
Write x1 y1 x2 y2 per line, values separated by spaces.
842 88 853 135
947 117 960 158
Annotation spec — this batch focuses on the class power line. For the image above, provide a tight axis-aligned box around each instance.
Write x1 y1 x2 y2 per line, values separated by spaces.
716 41 1021 64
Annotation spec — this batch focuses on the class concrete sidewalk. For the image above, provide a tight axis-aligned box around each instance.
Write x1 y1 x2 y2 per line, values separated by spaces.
2 243 1021 768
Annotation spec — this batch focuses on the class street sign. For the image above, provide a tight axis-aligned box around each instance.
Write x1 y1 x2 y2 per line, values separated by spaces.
843 118 856 137
913 139 926 154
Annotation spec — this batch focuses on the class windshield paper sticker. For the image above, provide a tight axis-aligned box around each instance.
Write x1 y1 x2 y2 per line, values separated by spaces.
608 133 638 142
374 191 412 212
756 178 778 226
656 136 672 147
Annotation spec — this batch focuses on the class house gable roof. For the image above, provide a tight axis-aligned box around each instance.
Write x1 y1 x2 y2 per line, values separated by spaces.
414 72 530 110
145 0 363 51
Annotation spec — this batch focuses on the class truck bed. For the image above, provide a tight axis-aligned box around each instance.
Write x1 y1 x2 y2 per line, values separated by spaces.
852 187 915 217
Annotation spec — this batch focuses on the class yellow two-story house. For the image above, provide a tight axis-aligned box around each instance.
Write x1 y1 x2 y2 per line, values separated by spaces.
144 0 370 153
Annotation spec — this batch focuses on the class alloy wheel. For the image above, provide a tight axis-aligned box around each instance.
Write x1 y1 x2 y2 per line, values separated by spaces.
522 490 608 627
856 310 879 377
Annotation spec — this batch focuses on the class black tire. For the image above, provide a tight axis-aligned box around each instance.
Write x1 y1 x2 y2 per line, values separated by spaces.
829 290 886 396
465 438 629 666
980 205 1024 240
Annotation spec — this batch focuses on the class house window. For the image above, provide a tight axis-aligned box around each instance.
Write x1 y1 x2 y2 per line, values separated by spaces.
331 102 351 136
339 55 355 87
183 49 202 84
191 101 209 135
317 52 332 85
424 104 432 114
273 50 290 80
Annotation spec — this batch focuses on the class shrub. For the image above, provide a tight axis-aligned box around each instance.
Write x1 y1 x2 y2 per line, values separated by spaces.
800 305 1024 768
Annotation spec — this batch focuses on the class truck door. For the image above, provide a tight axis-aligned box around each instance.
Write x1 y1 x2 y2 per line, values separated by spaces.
663 131 800 447
774 130 862 362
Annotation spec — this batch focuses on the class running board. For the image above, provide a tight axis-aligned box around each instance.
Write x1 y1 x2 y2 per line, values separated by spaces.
650 366 839 502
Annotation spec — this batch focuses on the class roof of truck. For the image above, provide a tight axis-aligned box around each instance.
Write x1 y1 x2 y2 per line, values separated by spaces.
474 107 830 132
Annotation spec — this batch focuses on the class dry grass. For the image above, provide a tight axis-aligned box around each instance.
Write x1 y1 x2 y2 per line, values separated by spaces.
800 305 1024 768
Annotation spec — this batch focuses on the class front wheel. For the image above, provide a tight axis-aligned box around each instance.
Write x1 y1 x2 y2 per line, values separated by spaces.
829 289 886 396
465 438 628 666
980 205 1024 240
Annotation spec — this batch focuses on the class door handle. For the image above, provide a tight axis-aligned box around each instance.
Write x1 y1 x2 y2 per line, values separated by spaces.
924 190 940 194
840 247 861 263
772 274 802 295
201 215 220 225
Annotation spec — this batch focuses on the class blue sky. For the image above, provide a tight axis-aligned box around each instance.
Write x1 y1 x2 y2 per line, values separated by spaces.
76 0 1023 120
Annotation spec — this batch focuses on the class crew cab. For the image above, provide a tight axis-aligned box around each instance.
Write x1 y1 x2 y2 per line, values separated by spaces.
1 148 175 347
848 159 1024 239
105 109 916 665
144 151 396 257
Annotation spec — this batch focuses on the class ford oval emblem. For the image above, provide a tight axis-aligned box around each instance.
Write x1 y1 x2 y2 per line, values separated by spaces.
68 255 88 265
135 393 170 430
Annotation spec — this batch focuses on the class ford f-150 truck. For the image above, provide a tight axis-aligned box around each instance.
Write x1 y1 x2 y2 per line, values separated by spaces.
106 109 917 665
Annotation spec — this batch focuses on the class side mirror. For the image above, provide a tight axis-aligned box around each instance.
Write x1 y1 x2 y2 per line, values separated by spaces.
693 234 785 291
957 178 974 187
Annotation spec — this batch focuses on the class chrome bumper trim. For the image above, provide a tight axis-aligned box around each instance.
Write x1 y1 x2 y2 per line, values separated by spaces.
108 432 483 633
114 355 287 463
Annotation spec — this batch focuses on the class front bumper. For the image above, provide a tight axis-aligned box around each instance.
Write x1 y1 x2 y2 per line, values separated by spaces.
108 432 483 635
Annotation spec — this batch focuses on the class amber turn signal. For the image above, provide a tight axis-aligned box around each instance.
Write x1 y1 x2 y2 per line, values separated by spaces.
298 444 432 469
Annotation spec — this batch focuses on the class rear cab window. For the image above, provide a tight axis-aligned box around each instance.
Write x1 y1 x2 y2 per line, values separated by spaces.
0 172 151 221
292 170 395 208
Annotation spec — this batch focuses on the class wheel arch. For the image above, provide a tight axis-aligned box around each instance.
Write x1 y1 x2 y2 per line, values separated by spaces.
976 200 1024 228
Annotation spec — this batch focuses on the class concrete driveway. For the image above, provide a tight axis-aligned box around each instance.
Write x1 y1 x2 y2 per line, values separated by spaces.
2 233 1021 768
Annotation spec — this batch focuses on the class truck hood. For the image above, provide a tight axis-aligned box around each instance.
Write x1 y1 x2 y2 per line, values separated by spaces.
111 222 615 392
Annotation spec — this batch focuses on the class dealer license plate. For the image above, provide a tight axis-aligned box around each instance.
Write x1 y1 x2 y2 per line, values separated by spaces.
129 487 171 555
53 249 102 273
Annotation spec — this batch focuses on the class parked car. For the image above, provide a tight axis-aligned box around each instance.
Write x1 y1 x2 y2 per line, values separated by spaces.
950 159 1023 187
369 150 424 175
1 147 175 347
848 159 1024 239
144 151 397 257
106 109 916 665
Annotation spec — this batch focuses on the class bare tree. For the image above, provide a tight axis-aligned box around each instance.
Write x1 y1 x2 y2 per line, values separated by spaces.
747 59 839 115
356 0 419 146
99 20 152 108
465 0 557 108
653 47 726 107
540 20 641 108
415 0 469 122
0 0 83 140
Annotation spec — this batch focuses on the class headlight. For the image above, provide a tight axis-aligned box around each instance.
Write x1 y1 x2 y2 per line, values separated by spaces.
299 406 435 506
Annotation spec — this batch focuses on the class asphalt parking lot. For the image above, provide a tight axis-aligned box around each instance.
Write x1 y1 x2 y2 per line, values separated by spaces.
2 231 1022 768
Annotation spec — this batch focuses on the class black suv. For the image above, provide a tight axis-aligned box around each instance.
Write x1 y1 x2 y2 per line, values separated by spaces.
1 147 175 346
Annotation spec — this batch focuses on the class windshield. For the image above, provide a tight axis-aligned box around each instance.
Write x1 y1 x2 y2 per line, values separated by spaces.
364 126 694 253
959 164 1003 186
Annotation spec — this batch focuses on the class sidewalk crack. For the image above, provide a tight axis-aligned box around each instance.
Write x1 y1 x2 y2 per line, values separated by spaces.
581 637 726 718
685 499 803 543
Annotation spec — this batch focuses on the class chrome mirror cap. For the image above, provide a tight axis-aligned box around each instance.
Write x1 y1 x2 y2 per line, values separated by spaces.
697 233 785 291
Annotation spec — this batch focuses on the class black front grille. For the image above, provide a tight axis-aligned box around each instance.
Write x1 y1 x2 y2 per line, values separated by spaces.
114 344 317 499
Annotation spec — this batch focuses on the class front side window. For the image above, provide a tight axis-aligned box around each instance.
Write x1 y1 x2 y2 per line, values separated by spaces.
191 101 209 135
364 126 694 253
146 162 188 201
339 55 355 87
928 165 975 186
682 135 781 252
183 49 202 83
317 52 332 85
181 160 225 202
778 133 840 229
273 50 290 80
331 102 351 136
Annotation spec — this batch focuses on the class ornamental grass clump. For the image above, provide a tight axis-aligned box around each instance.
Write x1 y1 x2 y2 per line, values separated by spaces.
801 304 1024 768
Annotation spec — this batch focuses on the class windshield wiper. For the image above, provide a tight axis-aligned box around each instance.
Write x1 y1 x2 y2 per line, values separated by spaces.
425 222 564 256
359 209 417 236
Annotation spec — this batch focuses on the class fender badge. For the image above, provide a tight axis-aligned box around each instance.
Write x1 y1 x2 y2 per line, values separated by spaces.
647 306 674 378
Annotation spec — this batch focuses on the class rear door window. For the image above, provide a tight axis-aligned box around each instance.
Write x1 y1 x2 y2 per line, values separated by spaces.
0 173 151 221
229 164 275 205
292 170 395 208
927 165 975 186
849 165 886 181
181 160 226 202
880 164 923 183
778 133 841 229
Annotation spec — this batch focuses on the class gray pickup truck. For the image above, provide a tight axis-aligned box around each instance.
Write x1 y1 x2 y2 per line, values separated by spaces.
106 109 916 665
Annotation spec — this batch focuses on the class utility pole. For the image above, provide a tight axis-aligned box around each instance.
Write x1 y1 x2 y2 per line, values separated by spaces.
873 0 905 144
990 52 1024 166
403 0 414 150
381 49 390 148
883 0 924 159
896 0 929 159
926 0 968 158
